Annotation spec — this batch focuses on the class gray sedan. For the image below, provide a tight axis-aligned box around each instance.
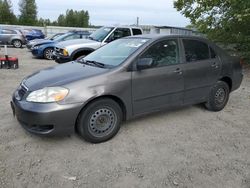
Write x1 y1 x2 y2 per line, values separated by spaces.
11 35 243 143
0 29 26 48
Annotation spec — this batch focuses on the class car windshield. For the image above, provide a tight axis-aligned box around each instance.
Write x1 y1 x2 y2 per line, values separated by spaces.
80 38 149 68
46 33 63 40
53 33 73 42
88 27 114 42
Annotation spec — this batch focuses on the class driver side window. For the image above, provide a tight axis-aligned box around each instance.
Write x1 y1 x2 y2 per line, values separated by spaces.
106 28 131 43
140 39 179 69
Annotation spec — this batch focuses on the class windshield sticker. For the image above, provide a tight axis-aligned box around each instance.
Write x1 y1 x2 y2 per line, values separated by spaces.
104 28 112 31
125 42 145 48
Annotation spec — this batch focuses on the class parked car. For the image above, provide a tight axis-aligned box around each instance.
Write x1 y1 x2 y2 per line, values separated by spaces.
26 33 65 50
31 31 91 60
0 29 26 48
11 35 243 143
21 29 45 41
54 26 143 63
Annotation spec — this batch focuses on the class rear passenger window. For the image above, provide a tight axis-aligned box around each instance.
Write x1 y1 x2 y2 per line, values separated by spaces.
132 29 142 35
2 29 16 34
63 34 81 41
183 39 209 62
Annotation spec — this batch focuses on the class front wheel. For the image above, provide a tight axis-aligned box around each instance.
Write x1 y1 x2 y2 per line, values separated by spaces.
76 99 123 143
205 81 230 112
43 48 54 60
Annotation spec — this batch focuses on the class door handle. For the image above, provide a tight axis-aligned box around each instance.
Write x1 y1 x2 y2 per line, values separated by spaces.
174 68 183 75
211 63 219 69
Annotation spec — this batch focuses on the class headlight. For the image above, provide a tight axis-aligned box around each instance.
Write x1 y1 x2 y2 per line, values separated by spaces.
26 87 69 103
63 48 69 56
33 45 40 50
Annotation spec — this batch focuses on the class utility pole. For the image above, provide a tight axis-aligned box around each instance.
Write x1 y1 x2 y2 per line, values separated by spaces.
136 17 139 26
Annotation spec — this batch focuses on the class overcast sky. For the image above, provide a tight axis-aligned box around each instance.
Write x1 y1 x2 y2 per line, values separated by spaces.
10 0 190 27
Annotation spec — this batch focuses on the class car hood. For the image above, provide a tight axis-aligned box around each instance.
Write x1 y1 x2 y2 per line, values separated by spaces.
23 62 108 91
29 39 49 44
55 39 100 48
34 40 54 46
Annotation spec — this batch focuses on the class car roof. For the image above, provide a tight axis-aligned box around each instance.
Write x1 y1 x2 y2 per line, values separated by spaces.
126 34 206 40
102 26 142 30
68 30 90 34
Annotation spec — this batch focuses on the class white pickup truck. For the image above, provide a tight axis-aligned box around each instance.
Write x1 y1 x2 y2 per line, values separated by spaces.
53 26 143 63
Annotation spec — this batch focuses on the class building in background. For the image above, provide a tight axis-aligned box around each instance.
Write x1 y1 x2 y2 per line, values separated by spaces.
141 25 200 36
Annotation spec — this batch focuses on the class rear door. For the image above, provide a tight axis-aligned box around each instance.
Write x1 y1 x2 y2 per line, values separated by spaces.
181 38 221 104
131 38 185 115
0 30 3 44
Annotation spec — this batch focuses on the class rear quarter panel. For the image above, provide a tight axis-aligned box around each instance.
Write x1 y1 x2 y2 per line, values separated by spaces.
215 45 243 91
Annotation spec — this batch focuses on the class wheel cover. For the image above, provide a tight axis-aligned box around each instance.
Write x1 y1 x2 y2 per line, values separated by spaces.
45 49 54 59
215 88 226 106
88 108 117 137
14 40 21 47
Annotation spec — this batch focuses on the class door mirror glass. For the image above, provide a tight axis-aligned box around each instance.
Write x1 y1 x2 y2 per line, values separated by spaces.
137 58 153 70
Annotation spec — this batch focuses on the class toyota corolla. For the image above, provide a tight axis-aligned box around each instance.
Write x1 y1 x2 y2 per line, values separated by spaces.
11 35 243 143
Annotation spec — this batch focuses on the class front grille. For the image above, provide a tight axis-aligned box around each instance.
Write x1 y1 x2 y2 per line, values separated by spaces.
16 83 28 100
55 47 64 55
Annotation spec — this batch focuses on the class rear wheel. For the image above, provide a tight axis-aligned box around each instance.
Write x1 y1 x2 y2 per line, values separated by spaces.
205 81 230 111
12 40 22 48
76 98 122 143
43 48 54 60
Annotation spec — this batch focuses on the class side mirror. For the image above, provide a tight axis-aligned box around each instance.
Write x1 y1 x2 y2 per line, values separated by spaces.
137 58 153 70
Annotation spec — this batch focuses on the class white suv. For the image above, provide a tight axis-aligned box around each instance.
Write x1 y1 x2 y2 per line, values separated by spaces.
53 26 143 63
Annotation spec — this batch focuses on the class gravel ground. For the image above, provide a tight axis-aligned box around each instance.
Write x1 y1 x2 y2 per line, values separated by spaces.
0 48 249 188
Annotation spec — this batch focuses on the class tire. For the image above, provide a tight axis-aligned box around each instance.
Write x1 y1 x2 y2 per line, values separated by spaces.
205 81 230 112
76 98 123 143
43 48 54 60
12 40 22 48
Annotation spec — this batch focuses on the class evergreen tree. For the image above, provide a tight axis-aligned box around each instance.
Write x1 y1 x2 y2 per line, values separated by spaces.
56 9 90 27
19 0 37 25
57 14 66 26
0 0 17 24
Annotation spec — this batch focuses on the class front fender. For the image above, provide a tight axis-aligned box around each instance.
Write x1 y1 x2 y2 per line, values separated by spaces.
71 48 95 59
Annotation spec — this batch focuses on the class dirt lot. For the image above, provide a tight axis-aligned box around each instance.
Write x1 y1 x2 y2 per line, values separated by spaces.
0 48 249 188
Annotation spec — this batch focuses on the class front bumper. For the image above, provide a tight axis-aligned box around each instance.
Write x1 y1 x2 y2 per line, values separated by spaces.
11 95 83 136
53 51 72 63
54 55 71 64
26 43 33 50
31 49 43 58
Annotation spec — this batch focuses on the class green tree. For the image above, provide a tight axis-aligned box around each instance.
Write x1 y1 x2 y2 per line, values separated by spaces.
19 0 37 25
0 0 17 24
174 0 250 61
37 18 51 26
56 9 90 27
57 14 66 26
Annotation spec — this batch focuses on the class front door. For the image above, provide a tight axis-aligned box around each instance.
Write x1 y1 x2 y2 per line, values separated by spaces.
131 39 185 115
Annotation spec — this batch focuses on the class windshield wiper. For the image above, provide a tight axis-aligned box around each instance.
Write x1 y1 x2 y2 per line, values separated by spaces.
77 59 105 68
86 60 105 68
